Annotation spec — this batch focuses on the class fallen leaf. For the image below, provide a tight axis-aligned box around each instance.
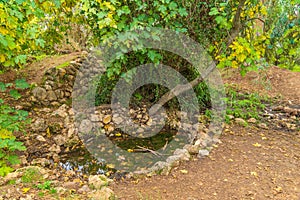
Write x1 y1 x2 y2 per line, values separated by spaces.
253 143 262 147
115 132 122 137
22 188 30 194
46 127 51 137
250 171 258 177
180 169 188 174
273 186 283 194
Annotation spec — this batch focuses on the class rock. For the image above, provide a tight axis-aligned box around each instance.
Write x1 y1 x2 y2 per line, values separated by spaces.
36 135 46 142
166 155 181 167
49 144 61 154
91 114 101 122
184 144 200 155
79 119 93 133
173 149 190 161
47 90 57 101
53 135 67 146
247 118 257 123
3 171 21 183
63 181 80 190
104 124 114 133
78 185 91 194
88 175 112 190
103 115 112 124
45 84 52 91
149 161 169 172
198 149 210 158
51 153 59 163
272 105 283 111
52 104 69 118
20 194 34 200
235 118 247 125
31 158 51 167
67 127 75 138
258 123 268 129
88 187 115 200
32 87 47 100
31 119 47 132
227 115 235 120
55 187 67 194
59 68 67 78
113 116 123 125
283 106 297 115
136 127 144 133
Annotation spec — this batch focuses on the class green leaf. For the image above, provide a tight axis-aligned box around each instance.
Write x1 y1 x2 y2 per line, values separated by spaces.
5 36 16 50
15 0 24 5
15 79 29 89
169 2 178 10
53 0 61 7
209 7 219 16
7 155 20 165
35 39 45 48
9 90 21 100
0 82 6 92
178 7 188 16
15 55 27 65
0 165 13 177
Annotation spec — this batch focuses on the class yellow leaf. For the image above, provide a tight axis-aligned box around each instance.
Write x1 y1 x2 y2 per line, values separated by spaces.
0 129 14 139
0 54 5 62
127 149 134 152
232 61 238 68
180 169 188 174
106 163 115 168
22 187 30 194
250 171 258 177
46 127 51 137
0 27 8 35
253 143 261 147
293 32 298 38
115 132 122 137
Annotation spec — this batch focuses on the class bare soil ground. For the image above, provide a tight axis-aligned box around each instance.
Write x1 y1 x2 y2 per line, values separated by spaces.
112 126 300 200
0 52 83 84
112 66 300 200
223 67 300 104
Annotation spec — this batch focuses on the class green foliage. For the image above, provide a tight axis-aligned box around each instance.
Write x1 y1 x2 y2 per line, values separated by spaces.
224 86 268 122
212 0 300 72
0 129 26 176
0 80 30 176
21 167 43 183
36 180 57 195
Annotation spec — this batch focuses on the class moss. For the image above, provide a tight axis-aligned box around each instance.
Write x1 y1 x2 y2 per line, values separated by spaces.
55 61 70 69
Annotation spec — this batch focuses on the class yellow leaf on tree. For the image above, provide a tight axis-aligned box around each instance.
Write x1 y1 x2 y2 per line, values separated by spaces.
0 54 5 62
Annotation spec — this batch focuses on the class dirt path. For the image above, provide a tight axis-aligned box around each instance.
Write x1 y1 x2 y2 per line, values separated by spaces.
112 125 300 199
112 67 300 200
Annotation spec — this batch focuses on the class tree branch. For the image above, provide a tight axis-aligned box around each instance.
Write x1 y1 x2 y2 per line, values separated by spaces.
226 0 247 47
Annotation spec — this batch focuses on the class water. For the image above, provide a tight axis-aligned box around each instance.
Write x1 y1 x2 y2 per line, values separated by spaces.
59 126 178 176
